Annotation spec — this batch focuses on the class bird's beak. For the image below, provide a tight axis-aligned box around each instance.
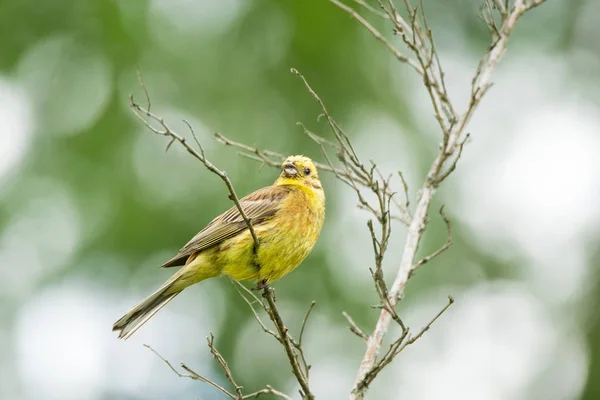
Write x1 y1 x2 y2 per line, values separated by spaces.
283 162 298 177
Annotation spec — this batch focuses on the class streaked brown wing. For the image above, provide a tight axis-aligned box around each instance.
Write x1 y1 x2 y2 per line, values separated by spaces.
160 185 291 268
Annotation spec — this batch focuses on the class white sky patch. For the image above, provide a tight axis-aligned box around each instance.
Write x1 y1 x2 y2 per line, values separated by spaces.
405 48 600 304
16 35 112 136
0 179 80 298
0 77 33 186
14 276 224 399
385 283 587 400
16 281 111 400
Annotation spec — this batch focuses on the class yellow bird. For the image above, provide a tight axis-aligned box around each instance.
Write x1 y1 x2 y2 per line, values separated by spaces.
113 155 325 339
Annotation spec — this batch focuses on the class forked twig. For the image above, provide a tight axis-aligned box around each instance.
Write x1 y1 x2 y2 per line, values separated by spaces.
130 90 260 254
412 206 453 274
355 296 454 391
343 311 369 341
262 287 314 399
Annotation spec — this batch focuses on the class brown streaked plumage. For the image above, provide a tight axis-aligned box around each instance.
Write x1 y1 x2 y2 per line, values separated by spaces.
160 185 291 268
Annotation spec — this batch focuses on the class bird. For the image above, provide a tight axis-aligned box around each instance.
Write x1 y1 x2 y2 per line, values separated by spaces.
112 155 325 339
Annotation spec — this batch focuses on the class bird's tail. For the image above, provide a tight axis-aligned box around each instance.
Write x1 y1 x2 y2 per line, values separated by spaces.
113 268 188 340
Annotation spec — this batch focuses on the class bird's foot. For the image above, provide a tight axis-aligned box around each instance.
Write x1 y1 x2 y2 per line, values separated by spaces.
253 279 269 291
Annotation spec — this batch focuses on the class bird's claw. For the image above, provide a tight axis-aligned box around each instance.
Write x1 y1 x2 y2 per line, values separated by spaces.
253 279 270 291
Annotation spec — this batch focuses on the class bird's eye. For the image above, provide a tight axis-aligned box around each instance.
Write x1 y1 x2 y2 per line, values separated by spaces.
304 168 311 175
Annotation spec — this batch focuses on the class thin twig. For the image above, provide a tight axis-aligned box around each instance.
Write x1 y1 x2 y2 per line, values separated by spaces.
136 67 151 113
355 295 454 391
130 91 260 254
242 386 293 400
294 301 316 379
343 311 369 341
352 0 390 19
232 281 282 343
145 345 236 399
397 171 410 210
403 295 454 346
207 333 244 398
298 301 316 347
262 287 314 400
412 206 452 274
330 0 423 75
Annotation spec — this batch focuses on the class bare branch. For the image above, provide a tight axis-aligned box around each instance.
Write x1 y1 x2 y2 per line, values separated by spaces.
412 206 453 274
404 295 454 346
329 0 423 74
148 340 293 400
233 281 315 398
397 171 410 210
493 0 507 14
298 301 316 348
242 386 293 400
262 287 314 400
352 0 390 19
355 295 454 391
206 333 244 398
136 67 151 113
433 133 470 186
145 344 236 399
232 281 281 343
343 311 369 341
130 95 260 254
294 301 316 379
346 1 547 398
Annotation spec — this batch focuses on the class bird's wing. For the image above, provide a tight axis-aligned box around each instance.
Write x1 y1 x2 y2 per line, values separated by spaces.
160 185 291 268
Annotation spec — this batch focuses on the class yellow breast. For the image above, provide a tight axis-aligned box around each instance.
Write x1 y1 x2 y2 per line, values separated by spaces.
257 184 325 282
218 181 325 283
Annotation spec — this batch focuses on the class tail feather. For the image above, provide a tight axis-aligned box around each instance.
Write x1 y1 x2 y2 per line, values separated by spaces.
113 254 216 340
113 274 184 340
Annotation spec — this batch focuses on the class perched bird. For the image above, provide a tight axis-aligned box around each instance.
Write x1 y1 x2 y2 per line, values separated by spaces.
113 155 325 339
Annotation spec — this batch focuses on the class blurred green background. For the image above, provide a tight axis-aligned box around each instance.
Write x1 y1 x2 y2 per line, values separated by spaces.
1 0 599 399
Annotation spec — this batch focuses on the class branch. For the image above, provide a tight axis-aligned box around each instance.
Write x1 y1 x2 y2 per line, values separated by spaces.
232 281 282 343
206 333 244 399
130 87 260 253
343 311 369 341
347 1 546 398
262 287 314 399
242 387 293 400
294 301 317 379
411 205 452 275
354 296 454 391
146 343 292 400
231 281 315 399
328 0 422 74
145 344 236 399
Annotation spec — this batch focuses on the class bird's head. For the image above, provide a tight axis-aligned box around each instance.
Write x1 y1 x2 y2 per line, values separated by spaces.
275 155 322 191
